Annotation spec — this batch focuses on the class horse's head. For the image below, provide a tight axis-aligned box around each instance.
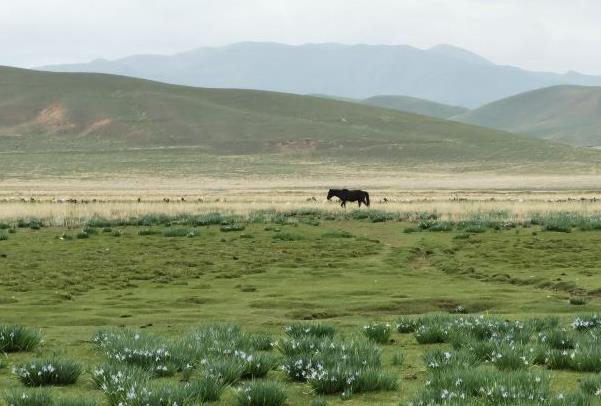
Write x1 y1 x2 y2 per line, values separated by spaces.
327 189 335 200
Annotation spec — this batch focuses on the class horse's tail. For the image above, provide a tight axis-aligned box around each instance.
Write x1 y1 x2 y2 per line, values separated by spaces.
365 192 370 207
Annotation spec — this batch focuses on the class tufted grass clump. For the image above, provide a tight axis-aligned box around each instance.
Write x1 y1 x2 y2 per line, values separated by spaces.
548 392 594 406
187 374 226 402
3 389 53 406
571 314 601 330
163 227 197 237
391 352 404 366
538 329 575 350
489 343 535 370
14 358 81 386
236 381 287 406
284 322 335 338
55 396 99 406
542 216 572 232
93 363 202 405
424 349 479 372
92 329 177 377
92 363 152 403
580 374 601 396
220 223 246 232
569 296 588 306
545 349 575 370
413 368 550 405
396 316 418 333
112 381 193 406
82 226 98 235
308 366 398 396
138 228 161 236
278 335 394 396
362 322 393 344
414 322 450 344
321 230 354 238
76 231 89 239
86 217 113 228
0 325 42 352
171 324 277 383
419 220 454 232
205 357 245 384
272 232 304 241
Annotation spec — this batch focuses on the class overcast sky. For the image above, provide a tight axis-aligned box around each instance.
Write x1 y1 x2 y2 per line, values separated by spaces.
2 0 601 74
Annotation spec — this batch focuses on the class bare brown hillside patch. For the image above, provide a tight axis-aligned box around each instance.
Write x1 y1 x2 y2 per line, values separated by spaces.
81 118 113 136
33 103 76 133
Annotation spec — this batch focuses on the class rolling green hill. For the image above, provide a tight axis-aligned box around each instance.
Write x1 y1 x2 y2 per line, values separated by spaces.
362 95 468 119
0 66 599 176
455 85 601 146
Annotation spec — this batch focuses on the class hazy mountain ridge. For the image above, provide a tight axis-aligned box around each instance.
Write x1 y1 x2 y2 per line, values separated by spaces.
38 42 601 108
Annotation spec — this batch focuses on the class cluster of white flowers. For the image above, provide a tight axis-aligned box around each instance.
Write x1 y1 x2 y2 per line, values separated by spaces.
426 351 453 369
93 366 182 406
571 315 601 331
419 375 548 404
13 362 57 379
363 323 392 335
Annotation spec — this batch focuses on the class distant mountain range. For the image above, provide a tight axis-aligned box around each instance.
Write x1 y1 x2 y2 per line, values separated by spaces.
38 42 601 108
455 85 601 146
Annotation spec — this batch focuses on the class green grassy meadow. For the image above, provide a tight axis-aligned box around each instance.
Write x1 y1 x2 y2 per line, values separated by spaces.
2 212 601 404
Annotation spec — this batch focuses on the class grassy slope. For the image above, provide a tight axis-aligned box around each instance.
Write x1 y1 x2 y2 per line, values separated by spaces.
455 85 601 146
0 66 599 174
1 220 601 403
362 95 468 119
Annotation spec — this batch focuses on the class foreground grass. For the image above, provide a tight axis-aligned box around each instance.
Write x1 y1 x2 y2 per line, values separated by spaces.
2 216 601 404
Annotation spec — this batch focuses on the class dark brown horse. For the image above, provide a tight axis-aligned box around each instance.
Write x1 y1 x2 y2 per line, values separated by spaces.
327 189 370 208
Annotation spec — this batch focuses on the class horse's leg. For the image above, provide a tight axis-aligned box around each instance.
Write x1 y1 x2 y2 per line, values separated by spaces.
358 200 362 207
